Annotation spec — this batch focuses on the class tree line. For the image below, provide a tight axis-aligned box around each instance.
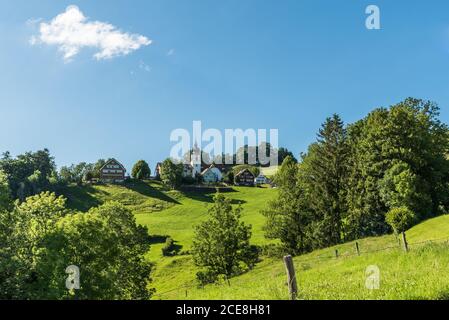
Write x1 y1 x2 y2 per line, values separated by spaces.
263 98 449 255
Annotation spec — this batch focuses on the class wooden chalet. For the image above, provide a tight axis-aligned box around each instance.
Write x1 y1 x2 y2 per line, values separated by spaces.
234 168 255 186
100 158 126 183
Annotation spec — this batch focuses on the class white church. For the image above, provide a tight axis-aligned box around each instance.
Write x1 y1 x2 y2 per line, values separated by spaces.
182 144 223 184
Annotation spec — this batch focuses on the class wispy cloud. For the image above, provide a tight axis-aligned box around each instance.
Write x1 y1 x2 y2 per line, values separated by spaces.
30 5 152 62
167 49 175 56
26 18 43 27
139 60 151 72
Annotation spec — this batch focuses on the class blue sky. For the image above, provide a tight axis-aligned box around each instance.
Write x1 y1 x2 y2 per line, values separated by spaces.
1 0 449 171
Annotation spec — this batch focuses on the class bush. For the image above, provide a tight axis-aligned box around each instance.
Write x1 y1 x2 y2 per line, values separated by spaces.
260 244 288 258
385 207 416 234
161 237 177 256
196 269 219 286
182 176 196 185
223 171 234 185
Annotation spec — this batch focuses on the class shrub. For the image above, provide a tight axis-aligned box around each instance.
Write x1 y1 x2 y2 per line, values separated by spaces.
385 206 416 234
196 269 219 286
260 244 288 258
161 237 176 256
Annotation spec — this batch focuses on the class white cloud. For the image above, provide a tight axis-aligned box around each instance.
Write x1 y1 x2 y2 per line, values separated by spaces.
30 5 152 62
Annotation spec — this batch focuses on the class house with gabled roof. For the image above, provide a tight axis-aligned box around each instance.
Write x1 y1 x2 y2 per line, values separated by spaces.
100 158 126 183
234 168 255 187
201 164 223 184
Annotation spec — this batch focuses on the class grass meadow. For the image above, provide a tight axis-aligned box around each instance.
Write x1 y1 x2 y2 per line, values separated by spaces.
60 180 449 300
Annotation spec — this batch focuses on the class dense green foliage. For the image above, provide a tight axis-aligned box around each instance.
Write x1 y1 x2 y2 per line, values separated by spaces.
264 98 449 254
131 160 151 180
0 192 153 300
0 170 11 211
262 156 308 254
59 159 107 184
160 159 183 189
161 237 176 256
0 149 57 200
192 194 257 284
277 147 297 164
385 207 416 234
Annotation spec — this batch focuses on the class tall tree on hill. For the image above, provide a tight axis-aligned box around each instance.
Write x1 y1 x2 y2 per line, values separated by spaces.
263 156 312 254
345 98 449 239
192 194 256 284
160 159 183 190
304 114 349 247
278 147 297 165
131 160 151 180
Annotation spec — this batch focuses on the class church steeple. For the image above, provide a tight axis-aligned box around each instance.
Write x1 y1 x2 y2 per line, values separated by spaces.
191 140 202 177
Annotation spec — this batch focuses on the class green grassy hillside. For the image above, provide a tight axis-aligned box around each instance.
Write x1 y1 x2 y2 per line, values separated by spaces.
260 166 278 178
152 215 449 300
60 181 449 300
60 180 182 213
136 185 278 261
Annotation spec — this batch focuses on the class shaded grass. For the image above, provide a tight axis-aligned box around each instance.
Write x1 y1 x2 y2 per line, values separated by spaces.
61 180 180 213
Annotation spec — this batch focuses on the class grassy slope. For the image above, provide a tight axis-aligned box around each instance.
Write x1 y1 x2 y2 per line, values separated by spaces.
152 215 449 300
136 186 277 258
60 180 182 213
260 166 278 178
60 181 449 300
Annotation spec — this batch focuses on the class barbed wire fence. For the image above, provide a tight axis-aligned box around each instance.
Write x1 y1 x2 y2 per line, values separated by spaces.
150 233 449 300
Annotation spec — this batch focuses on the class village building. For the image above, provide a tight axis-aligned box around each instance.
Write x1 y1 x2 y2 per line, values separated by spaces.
234 169 256 186
255 174 270 185
201 164 223 184
100 158 126 183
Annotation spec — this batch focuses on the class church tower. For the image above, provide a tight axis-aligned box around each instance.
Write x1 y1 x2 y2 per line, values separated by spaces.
191 142 202 177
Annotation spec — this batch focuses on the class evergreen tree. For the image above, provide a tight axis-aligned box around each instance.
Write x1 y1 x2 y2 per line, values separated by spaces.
305 114 348 246
262 156 312 254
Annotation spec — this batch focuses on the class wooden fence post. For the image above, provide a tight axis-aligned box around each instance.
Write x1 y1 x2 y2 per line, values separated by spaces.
335 249 339 258
402 232 409 252
283 255 298 300
355 242 360 256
